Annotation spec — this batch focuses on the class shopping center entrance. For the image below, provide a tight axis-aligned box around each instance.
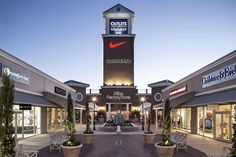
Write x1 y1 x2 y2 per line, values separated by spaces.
215 111 231 141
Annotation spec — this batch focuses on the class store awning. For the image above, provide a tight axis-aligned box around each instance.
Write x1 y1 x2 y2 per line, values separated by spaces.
14 91 56 107
184 88 236 107
43 91 67 108
169 91 195 108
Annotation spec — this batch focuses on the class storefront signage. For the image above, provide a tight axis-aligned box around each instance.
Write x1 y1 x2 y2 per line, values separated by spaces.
109 19 128 35
154 93 162 101
105 59 132 64
169 86 187 96
207 104 219 110
19 104 32 110
75 92 83 102
3 66 30 85
202 63 236 88
106 91 131 100
54 86 66 96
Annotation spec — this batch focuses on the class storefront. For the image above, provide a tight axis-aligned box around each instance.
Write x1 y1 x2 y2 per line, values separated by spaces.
161 50 236 142
0 49 77 139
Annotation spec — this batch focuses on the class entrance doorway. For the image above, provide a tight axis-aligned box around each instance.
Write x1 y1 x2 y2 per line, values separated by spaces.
14 111 24 139
215 112 231 141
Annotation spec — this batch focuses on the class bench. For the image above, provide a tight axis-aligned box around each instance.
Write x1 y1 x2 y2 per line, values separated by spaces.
49 133 68 152
170 131 187 151
15 143 38 157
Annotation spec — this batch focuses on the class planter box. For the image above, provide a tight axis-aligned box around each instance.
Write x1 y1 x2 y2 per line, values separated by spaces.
143 133 155 144
61 144 82 157
83 134 95 144
155 143 176 157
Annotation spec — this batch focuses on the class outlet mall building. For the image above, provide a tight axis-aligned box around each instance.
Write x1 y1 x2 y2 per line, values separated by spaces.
0 4 236 142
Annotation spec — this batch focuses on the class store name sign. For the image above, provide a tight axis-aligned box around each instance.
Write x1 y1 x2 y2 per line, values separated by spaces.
3 66 30 85
106 59 132 64
19 104 32 110
207 104 219 110
202 63 236 88
106 91 131 100
54 86 66 96
110 19 128 35
169 86 187 96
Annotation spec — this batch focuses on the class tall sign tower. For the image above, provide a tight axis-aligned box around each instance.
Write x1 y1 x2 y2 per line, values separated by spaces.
103 4 135 86
100 4 137 120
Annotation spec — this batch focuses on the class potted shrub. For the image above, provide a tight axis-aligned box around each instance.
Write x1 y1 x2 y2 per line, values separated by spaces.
144 101 156 144
155 98 176 157
83 103 94 144
61 93 82 157
231 106 236 157
0 71 16 156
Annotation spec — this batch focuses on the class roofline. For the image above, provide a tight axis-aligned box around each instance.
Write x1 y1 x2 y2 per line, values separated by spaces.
65 82 90 88
148 82 174 88
0 48 75 92
163 50 236 92
103 3 134 14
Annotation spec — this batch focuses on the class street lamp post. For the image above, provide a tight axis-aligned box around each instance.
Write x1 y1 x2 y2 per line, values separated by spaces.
141 97 145 131
92 97 97 131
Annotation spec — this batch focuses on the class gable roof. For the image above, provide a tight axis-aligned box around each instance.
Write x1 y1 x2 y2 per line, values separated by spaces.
103 3 134 14
64 80 90 88
148 80 174 88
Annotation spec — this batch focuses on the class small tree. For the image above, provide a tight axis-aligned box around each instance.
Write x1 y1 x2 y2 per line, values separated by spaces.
63 93 79 146
160 98 174 146
231 107 236 157
146 104 153 133
0 72 16 156
83 103 93 134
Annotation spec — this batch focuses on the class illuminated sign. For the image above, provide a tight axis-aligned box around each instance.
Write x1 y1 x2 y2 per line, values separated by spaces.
109 41 127 49
110 19 128 35
54 86 66 96
169 86 187 96
202 63 236 88
19 104 32 110
3 66 30 85
105 59 132 64
106 91 131 100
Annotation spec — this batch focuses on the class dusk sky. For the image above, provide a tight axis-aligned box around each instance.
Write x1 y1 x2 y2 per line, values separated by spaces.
0 0 236 89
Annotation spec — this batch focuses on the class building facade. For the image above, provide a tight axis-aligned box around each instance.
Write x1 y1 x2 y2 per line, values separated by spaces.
161 50 236 142
0 49 79 139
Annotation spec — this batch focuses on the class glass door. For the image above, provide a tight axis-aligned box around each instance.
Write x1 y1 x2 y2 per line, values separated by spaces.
215 112 231 141
13 111 23 140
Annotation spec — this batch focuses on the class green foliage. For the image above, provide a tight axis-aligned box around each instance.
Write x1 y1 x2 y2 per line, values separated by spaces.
63 93 80 146
231 108 236 157
0 72 16 156
146 104 153 134
83 103 93 134
161 98 174 146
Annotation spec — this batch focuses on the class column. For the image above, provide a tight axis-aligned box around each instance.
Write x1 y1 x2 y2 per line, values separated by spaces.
108 103 111 120
126 103 129 120
155 109 158 131
80 109 83 131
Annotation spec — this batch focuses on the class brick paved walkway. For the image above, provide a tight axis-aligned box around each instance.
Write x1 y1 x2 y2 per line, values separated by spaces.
38 134 207 157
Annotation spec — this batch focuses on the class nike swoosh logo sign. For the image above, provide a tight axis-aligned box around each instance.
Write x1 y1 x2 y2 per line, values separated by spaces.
109 41 127 49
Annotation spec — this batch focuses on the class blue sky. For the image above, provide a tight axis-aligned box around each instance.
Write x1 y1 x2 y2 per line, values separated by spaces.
0 0 236 89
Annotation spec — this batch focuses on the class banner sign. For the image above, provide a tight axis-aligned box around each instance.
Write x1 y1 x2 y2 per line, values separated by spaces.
105 58 132 64
202 63 236 88
109 19 128 35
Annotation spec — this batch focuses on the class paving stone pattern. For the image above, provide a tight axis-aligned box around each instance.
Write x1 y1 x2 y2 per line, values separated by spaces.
38 134 207 157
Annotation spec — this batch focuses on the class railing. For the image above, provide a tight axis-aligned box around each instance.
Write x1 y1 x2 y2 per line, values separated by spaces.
137 89 152 94
86 88 152 94
86 89 100 94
